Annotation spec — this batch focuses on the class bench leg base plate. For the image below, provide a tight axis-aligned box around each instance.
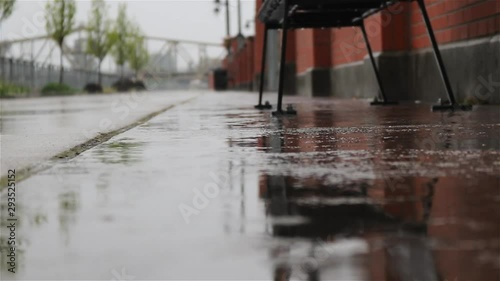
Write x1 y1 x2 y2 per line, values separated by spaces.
254 103 273 110
432 104 473 112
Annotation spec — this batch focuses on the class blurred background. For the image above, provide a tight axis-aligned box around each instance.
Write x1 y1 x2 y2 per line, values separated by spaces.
0 0 255 94
0 0 498 103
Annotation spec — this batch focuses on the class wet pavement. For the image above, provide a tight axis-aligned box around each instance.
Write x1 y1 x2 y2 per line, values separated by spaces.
1 92 499 280
0 91 200 177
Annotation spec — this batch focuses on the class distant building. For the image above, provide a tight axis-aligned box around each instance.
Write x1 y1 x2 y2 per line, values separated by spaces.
0 44 10 57
148 52 177 73
71 38 97 71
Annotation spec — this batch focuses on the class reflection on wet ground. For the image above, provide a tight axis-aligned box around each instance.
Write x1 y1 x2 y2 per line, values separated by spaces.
1 92 499 280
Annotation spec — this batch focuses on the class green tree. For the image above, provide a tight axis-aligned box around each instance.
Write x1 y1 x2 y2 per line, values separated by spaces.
126 23 149 79
86 0 115 85
45 0 76 84
0 0 15 42
0 0 15 22
111 3 129 79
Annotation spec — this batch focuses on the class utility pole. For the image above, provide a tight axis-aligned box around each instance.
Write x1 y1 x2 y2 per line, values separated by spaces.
225 0 230 38
214 0 231 53
237 0 242 35
235 0 245 50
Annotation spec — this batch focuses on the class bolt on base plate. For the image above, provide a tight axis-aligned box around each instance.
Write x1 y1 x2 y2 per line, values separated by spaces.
370 100 399 106
370 97 398 106
254 101 273 110
272 104 297 116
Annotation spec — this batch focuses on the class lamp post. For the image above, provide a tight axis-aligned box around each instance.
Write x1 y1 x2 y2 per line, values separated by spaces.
225 0 230 38
214 0 231 53
234 0 246 51
237 0 242 35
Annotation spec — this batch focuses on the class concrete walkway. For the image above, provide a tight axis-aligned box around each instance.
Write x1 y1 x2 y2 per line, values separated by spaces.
0 91 201 177
1 92 499 280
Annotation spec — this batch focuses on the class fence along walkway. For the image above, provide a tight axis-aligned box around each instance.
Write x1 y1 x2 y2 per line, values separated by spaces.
0 57 120 91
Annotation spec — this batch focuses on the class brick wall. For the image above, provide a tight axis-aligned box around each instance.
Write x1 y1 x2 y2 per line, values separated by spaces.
285 30 297 63
254 0 265 75
410 0 500 49
296 29 333 73
243 38 255 87
330 3 411 67
223 0 499 94
224 36 255 89
328 0 500 68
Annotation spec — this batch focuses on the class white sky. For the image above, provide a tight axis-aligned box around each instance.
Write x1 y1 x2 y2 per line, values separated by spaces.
0 0 257 71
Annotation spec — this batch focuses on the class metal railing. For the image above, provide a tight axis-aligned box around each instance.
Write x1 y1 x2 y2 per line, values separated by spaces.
0 57 120 91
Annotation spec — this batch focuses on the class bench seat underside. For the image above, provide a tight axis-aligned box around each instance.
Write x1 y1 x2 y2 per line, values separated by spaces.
258 0 407 28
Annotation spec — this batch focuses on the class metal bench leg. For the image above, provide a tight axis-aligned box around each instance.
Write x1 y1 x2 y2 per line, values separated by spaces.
417 0 472 111
272 0 296 116
360 22 398 106
255 26 272 110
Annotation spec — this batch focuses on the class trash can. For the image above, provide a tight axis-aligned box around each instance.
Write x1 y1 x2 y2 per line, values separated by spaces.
209 68 227 91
